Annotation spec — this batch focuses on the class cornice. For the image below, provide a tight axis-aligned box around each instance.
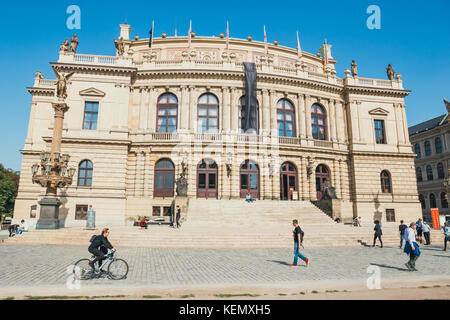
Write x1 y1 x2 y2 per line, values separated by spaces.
27 87 55 97
42 136 131 146
350 150 416 159
51 62 137 75
345 85 410 98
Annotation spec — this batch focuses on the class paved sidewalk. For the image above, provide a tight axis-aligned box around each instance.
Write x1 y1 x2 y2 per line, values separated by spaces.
0 245 449 292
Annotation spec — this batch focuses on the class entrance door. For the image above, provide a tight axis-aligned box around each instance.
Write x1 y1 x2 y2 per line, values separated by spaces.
280 162 298 200
240 160 260 199
315 164 330 200
197 159 218 199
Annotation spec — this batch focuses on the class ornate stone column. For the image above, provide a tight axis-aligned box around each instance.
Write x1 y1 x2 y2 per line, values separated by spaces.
335 100 344 143
305 95 312 139
269 90 278 137
180 86 189 130
230 87 238 133
189 86 196 132
223 87 231 132
349 100 360 143
262 89 270 136
297 94 306 139
139 88 148 129
147 87 156 132
330 99 337 142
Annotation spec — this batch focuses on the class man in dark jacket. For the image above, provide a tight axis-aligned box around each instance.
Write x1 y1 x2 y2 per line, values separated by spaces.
373 220 383 248
176 206 181 229
88 228 115 271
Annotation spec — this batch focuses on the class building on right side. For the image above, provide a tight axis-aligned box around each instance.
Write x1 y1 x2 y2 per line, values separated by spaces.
409 99 450 223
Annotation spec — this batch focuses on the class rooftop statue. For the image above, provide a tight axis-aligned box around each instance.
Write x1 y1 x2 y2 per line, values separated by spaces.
351 60 358 77
387 64 395 80
60 39 69 53
322 180 338 200
444 99 450 114
115 37 125 56
54 70 75 100
70 34 79 53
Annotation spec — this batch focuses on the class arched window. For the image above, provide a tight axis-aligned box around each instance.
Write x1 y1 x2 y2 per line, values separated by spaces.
441 192 448 209
277 99 296 137
380 170 392 193
414 144 421 159
154 159 175 198
197 93 219 133
435 137 443 154
429 193 436 209
238 96 259 134
416 167 423 183
156 93 178 133
425 141 432 156
437 163 445 179
419 194 426 210
311 104 327 140
78 160 93 187
426 165 434 181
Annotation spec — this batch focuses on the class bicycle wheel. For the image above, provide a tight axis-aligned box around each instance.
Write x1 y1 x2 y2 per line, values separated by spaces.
107 259 129 280
73 259 94 280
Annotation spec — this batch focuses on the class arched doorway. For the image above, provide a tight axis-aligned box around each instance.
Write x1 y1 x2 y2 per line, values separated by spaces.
197 159 218 199
154 159 175 198
280 162 298 200
315 164 330 200
240 160 260 199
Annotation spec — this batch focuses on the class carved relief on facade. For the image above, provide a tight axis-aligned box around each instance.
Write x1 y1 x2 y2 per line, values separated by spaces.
304 63 319 73
228 50 247 62
196 48 220 61
167 49 185 60
278 57 296 69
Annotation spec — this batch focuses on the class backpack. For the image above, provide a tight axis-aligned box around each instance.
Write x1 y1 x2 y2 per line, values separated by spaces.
89 235 99 243
298 226 305 242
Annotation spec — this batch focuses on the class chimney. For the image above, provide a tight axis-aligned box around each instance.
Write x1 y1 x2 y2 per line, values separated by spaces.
120 24 131 40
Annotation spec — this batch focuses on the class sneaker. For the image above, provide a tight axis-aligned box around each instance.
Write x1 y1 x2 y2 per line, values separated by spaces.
404 263 412 271
305 259 309 267
290 264 297 267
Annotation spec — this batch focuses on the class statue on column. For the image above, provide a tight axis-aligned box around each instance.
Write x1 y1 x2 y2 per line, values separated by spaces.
55 70 75 100
176 163 188 197
351 60 358 77
444 98 450 114
70 34 79 53
387 64 395 80
60 39 69 53
322 180 338 200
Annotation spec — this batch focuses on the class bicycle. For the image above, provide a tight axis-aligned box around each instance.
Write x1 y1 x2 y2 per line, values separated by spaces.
73 250 129 281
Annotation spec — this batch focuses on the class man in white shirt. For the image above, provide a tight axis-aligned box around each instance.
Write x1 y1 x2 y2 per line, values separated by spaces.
16 220 29 235
422 221 431 245
404 222 420 271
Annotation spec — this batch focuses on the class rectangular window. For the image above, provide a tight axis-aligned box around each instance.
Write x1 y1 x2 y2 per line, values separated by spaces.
152 206 161 217
163 207 172 217
30 205 37 219
374 120 386 144
386 209 395 222
83 102 99 130
75 205 89 220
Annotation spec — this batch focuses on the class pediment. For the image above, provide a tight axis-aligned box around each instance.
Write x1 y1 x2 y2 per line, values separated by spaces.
79 87 106 97
368 107 389 116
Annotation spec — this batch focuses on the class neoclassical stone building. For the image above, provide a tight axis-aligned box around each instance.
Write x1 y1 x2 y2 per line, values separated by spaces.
14 24 421 227
409 100 450 223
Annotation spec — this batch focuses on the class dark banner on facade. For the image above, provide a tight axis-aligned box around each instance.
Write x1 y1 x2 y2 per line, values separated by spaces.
243 62 258 133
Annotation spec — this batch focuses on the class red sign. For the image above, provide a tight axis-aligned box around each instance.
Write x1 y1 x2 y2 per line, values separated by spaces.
431 208 440 229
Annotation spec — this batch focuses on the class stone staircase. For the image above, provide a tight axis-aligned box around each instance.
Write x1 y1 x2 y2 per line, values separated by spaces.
3 200 445 249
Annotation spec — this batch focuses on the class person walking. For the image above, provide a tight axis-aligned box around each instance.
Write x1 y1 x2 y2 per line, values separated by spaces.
373 220 383 248
443 222 450 251
404 222 421 271
422 221 431 245
176 205 181 229
169 207 175 228
416 218 423 244
291 220 309 267
399 220 407 249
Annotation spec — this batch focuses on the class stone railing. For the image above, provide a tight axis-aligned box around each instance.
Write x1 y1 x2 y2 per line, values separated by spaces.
345 76 403 90
36 79 57 87
58 52 133 67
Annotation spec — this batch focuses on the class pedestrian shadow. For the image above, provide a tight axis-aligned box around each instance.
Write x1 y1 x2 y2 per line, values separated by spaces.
267 260 299 267
357 240 372 247
431 255 450 258
369 263 408 272
422 247 446 252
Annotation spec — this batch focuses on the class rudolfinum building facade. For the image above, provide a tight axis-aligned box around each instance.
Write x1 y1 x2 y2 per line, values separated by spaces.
14 24 421 227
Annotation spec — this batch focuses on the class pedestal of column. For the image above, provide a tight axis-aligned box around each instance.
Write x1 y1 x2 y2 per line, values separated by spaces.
36 197 62 229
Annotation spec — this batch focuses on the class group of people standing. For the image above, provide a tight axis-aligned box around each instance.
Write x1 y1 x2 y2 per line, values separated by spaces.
139 205 183 230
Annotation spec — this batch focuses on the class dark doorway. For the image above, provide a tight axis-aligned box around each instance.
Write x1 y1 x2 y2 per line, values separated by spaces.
197 159 218 199
280 162 298 200
240 160 260 199
315 164 330 200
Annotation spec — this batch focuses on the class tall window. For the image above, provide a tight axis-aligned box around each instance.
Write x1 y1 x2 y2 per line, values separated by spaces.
435 137 443 154
78 160 93 187
83 102 99 130
414 144 421 159
380 170 392 193
416 167 423 183
154 159 175 198
425 141 431 156
311 104 327 140
429 193 436 208
238 96 259 134
197 93 219 133
426 165 434 181
157 93 178 133
419 194 425 210
437 163 445 179
374 120 386 144
441 192 448 209
277 99 296 137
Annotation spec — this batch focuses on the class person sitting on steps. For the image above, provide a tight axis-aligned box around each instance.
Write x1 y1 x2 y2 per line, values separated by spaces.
245 192 256 203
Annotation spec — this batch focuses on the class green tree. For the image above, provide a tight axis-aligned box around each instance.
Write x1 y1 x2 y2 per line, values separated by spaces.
0 164 19 214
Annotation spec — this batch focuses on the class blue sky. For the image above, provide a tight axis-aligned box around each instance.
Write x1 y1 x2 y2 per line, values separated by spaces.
0 0 449 171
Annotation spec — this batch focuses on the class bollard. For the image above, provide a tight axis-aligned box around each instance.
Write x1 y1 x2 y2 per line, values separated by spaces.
86 206 96 230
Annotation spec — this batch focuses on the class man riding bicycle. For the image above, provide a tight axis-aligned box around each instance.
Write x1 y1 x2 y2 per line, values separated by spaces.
88 228 115 272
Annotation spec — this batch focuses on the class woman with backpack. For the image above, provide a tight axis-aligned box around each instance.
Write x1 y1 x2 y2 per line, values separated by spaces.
88 228 115 272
